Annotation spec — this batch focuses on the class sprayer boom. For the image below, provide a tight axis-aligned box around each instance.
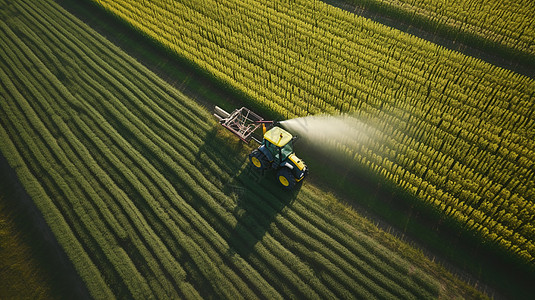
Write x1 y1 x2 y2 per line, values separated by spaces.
214 106 264 143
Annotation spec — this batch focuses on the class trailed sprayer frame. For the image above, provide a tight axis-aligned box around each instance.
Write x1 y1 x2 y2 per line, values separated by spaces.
214 106 264 143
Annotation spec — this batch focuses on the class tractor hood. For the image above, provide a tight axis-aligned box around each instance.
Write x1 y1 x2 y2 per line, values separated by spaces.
288 153 306 171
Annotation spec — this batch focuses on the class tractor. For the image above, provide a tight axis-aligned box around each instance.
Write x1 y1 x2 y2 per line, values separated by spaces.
214 106 308 189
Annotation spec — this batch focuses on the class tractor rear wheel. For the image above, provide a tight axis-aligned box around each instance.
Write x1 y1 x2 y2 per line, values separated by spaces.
277 167 296 190
249 149 269 170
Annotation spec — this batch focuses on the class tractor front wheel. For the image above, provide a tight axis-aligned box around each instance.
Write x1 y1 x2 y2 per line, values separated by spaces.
249 149 269 170
277 168 296 190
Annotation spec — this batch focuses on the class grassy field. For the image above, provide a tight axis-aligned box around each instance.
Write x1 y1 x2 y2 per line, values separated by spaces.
0 154 88 299
92 0 534 268
0 196 54 299
0 0 489 298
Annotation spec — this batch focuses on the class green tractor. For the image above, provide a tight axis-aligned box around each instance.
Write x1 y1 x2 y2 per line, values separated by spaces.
214 106 308 189
249 125 308 189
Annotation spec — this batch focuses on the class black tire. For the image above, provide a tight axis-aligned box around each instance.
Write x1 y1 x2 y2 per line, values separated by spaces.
276 167 296 190
249 149 269 170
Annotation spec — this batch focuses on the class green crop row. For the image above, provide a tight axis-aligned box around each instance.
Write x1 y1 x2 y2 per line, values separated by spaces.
92 0 535 263
0 0 469 298
345 0 535 59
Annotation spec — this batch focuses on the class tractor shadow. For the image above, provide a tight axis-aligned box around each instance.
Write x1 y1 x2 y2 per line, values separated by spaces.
192 125 302 258
225 164 302 258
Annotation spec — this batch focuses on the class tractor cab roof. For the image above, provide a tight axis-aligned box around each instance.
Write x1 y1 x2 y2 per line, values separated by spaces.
264 126 293 147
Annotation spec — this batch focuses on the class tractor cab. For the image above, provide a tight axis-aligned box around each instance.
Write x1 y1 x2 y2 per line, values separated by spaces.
262 126 294 164
251 126 308 189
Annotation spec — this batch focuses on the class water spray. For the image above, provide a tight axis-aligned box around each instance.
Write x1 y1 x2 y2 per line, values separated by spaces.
279 114 378 157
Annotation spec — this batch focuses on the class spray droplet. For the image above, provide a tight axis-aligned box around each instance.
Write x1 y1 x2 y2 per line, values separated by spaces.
280 114 377 151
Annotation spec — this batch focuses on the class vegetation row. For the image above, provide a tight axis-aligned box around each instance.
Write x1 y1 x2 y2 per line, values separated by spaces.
343 0 535 63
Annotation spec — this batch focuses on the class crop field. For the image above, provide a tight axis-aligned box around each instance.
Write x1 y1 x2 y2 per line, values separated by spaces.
92 0 535 267
0 0 490 298
0 195 54 299
344 0 535 60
